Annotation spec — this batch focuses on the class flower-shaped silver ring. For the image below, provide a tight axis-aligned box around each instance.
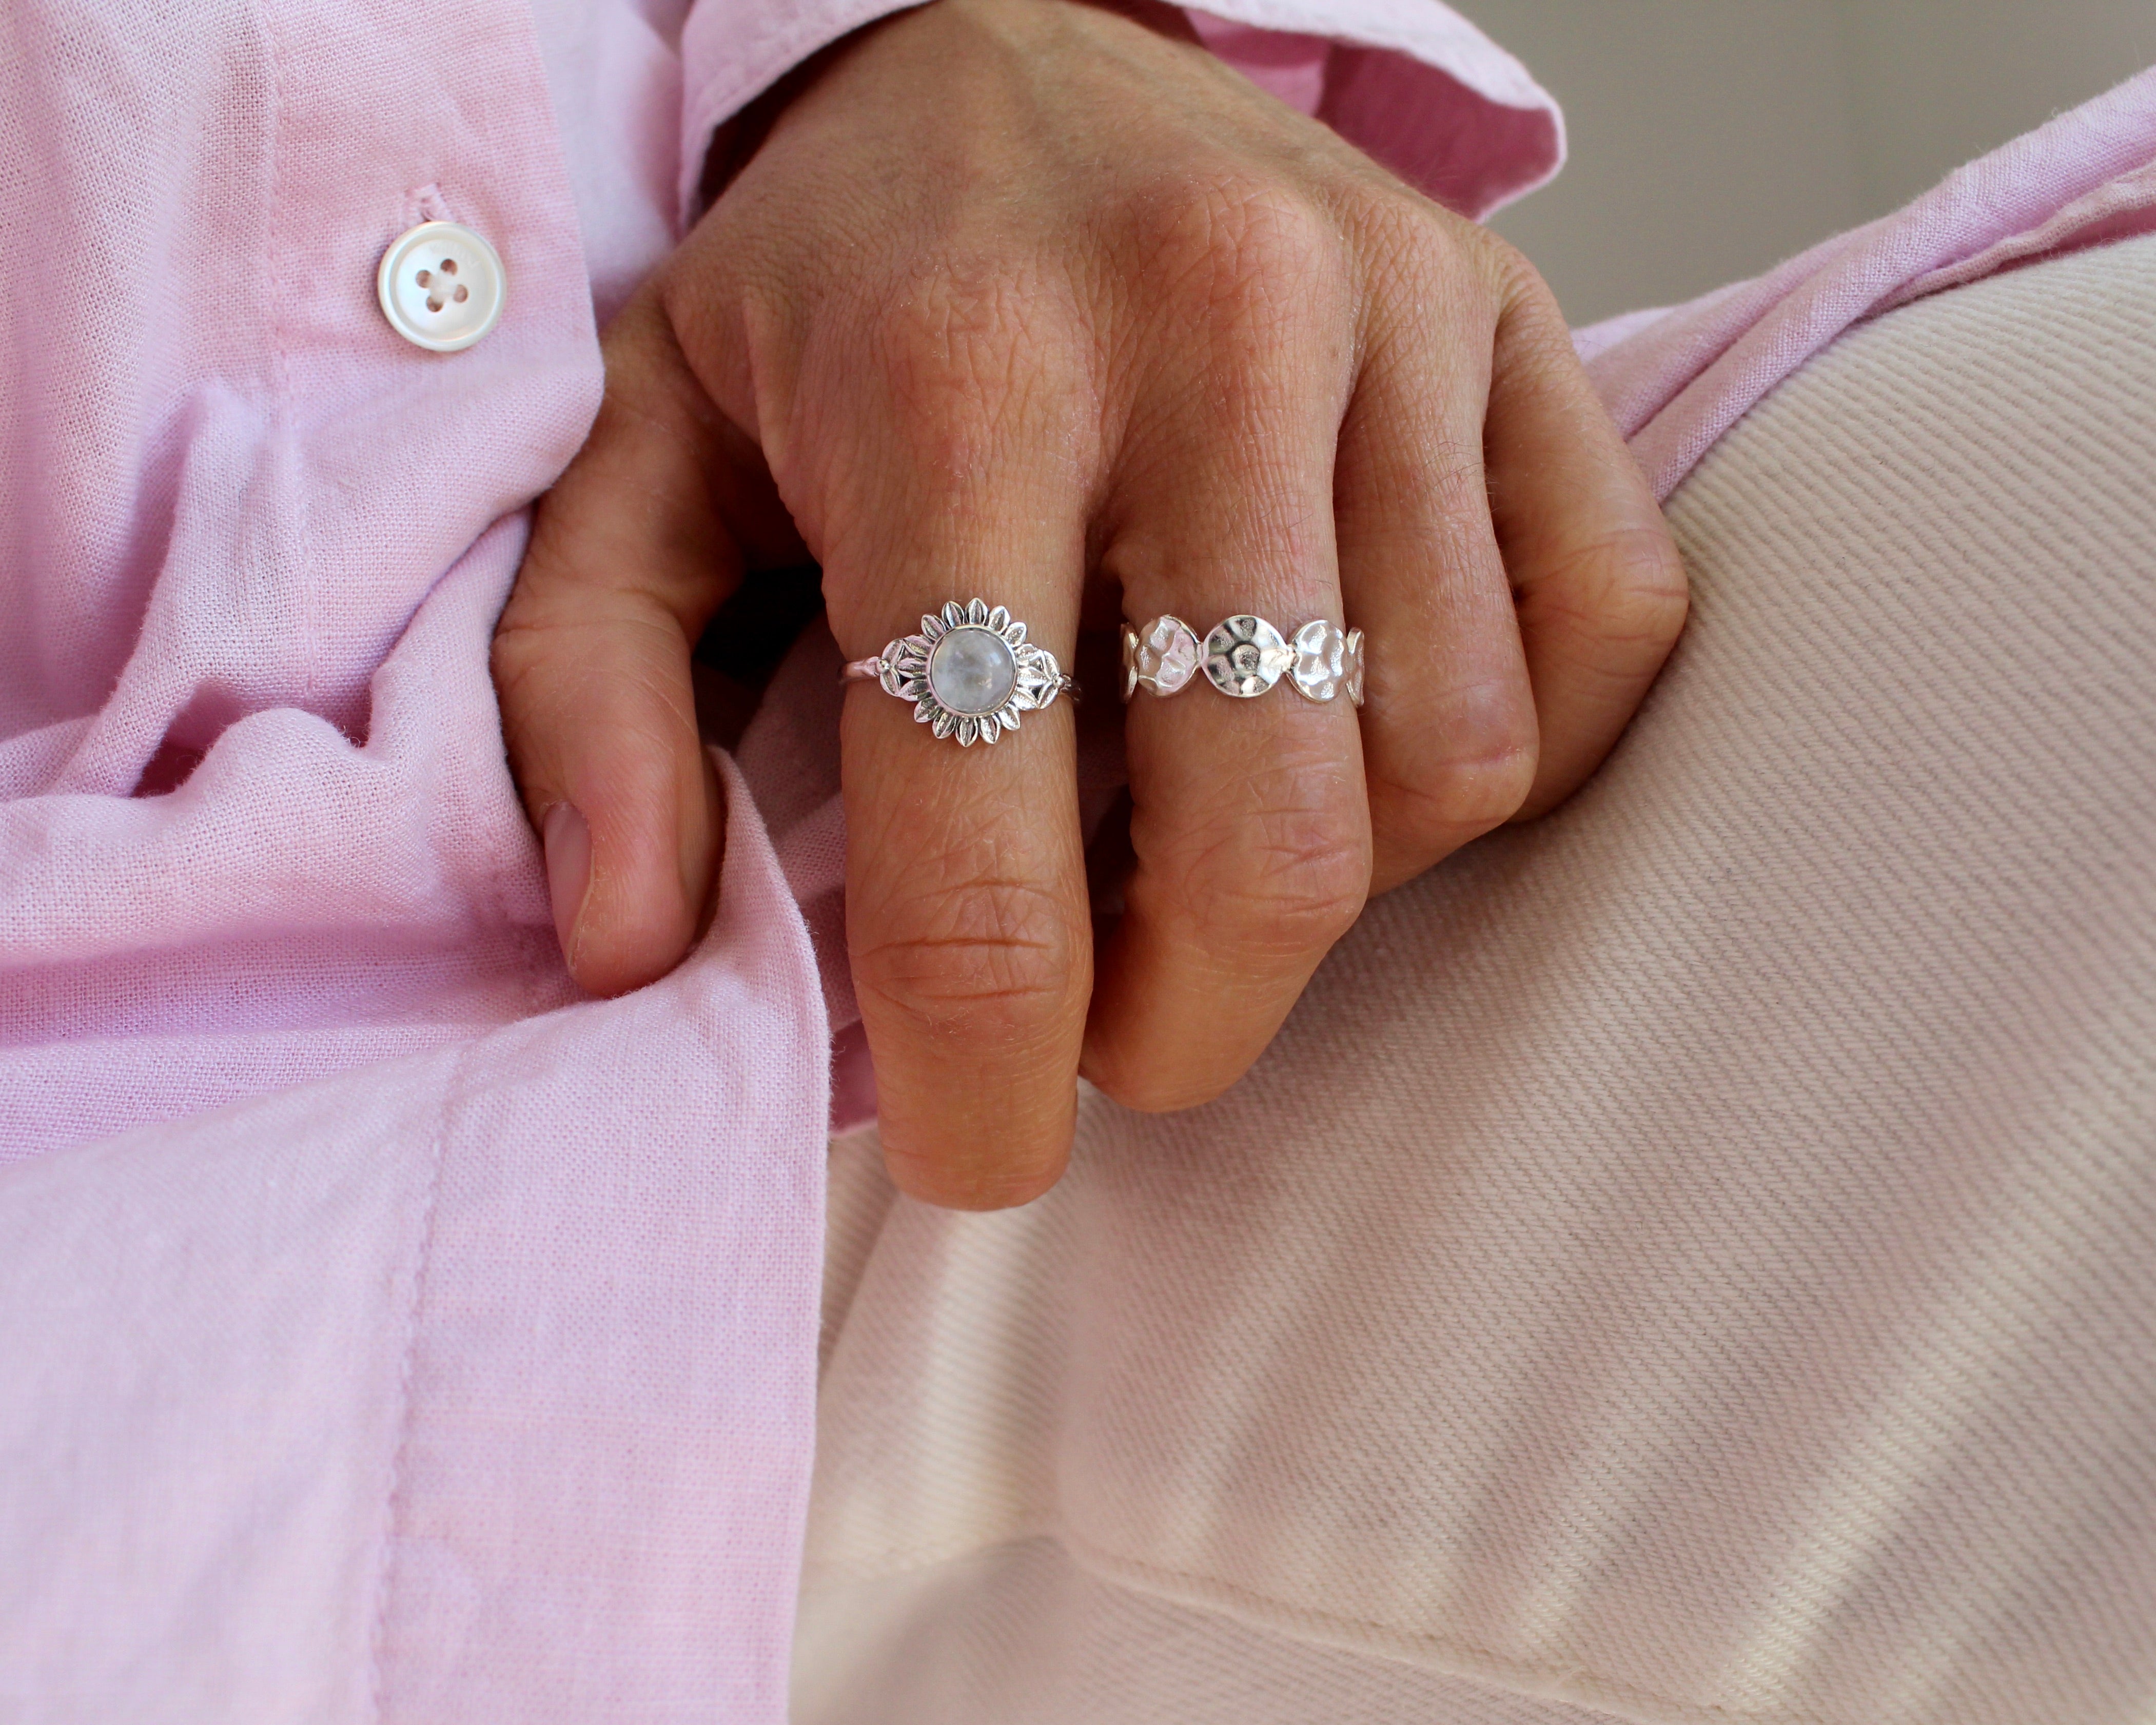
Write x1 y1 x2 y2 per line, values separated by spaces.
1122 614 1365 705
842 599 1074 747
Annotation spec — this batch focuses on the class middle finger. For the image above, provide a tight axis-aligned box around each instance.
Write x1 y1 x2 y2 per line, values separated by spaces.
1082 191 1371 1111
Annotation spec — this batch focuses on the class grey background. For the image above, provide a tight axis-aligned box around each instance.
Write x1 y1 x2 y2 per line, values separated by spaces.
1472 0 2156 325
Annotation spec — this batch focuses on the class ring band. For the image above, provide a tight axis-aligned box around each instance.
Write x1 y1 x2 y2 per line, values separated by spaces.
842 598 1074 746
1123 614 1364 705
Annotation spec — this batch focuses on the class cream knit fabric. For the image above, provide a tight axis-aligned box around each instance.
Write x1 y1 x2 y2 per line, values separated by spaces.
794 236 2156 1725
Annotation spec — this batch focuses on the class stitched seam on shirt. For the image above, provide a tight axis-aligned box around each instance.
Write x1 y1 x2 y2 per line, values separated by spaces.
1055 1530 1847 1725
803 1525 1837 1725
362 1050 467 1725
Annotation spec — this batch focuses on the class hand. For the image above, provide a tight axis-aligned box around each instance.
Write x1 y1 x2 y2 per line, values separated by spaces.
491 0 1687 1208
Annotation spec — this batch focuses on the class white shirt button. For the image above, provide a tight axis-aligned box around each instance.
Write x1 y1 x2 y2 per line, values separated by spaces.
376 221 506 352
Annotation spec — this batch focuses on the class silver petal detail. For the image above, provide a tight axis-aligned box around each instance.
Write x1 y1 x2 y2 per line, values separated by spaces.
1121 625 1140 701
1344 628 1366 707
1013 645 1061 710
866 602 1067 746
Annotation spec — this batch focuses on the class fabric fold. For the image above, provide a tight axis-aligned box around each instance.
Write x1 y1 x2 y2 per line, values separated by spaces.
1582 67 2156 500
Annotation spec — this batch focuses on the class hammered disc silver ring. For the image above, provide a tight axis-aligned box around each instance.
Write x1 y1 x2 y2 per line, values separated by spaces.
1122 614 1364 705
842 599 1074 747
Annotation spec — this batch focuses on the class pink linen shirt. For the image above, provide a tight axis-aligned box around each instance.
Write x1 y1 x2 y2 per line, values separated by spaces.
0 2 1556 1718
3 0 2153 1717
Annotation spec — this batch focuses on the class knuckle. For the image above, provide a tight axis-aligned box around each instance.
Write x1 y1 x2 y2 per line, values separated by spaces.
1524 526 1692 664
868 256 1080 435
1455 221 1547 315
1594 526 1693 644
1373 684 1540 842
1166 775 1371 954
1473 227 1538 295
1136 169 1347 331
1486 240 1574 356
882 1141 1066 1212
1088 1054 1234 1119
1358 193 1474 292
853 864 1087 1048
1375 740 1539 847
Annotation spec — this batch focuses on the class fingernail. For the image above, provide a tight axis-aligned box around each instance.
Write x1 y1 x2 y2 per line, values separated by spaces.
542 800 593 967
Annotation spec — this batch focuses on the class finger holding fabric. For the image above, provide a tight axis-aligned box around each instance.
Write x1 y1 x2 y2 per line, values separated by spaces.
492 297 795 999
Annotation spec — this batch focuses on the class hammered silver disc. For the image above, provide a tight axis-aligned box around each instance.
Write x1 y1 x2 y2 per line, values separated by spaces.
1126 615 1203 698
1289 619 1348 702
1203 615 1292 697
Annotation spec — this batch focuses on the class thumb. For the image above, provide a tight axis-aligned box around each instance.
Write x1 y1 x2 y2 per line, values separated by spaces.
493 293 747 996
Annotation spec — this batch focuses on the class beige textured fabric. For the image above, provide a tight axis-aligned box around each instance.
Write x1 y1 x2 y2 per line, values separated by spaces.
795 237 2156 1725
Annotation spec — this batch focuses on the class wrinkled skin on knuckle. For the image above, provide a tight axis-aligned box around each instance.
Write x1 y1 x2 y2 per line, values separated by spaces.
489 597 699 805
1521 527 1692 675
1368 722 1540 876
852 848 1090 1052
1094 777 1366 1114
1464 224 1550 316
870 252 1082 433
1088 1045 1236 1116
1118 167 1352 363
881 1128 1068 1212
1317 183 1496 371
1143 758 1372 963
798 251 1095 569
1350 189 1483 308
1480 237 1599 401
488 611 545 719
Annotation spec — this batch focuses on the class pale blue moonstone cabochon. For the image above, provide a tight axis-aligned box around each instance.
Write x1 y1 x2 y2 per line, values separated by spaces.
928 626 1018 716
